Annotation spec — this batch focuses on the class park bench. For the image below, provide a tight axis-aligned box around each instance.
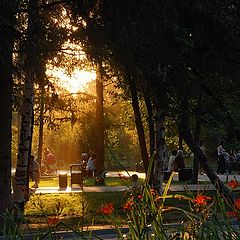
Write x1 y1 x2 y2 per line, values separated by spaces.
70 164 84 188
164 168 193 181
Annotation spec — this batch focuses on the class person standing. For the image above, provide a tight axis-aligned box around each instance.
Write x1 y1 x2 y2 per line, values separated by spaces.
199 140 206 174
80 153 88 177
199 140 206 155
217 141 227 174
29 155 40 188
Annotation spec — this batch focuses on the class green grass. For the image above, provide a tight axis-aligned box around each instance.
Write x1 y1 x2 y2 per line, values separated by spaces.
24 189 222 230
24 192 126 229
34 176 213 188
31 176 143 188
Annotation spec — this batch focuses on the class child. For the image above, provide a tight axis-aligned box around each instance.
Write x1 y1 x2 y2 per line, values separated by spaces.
131 174 141 193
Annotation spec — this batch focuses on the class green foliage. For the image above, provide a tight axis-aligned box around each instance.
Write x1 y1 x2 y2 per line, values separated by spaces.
99 176 240 239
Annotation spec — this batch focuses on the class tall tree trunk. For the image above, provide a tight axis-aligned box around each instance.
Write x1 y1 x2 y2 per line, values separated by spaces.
192 99 202 183
144 95 154 184
17 112 21 147
152 97 166 194
178 130 183 150
179 98 233 202
13 0 38 211
95 62 105 185
144 95 154 156
0 2 16 227
128 75 149 173
37 81 45 171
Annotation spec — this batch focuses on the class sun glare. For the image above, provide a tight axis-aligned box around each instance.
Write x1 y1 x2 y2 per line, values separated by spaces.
47 68 96 93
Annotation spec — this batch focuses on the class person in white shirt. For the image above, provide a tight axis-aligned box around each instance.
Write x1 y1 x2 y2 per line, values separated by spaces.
168 149 178 172
86 153 96 177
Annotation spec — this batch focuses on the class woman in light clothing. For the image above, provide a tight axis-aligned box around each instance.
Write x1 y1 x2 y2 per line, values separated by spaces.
168 149 178 172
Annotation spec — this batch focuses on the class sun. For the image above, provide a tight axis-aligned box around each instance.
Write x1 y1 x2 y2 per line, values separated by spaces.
47 68 96 93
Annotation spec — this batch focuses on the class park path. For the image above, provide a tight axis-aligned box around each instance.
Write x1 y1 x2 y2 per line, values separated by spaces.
33 171 240 194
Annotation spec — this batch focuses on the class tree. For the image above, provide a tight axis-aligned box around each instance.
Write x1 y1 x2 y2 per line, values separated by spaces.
0 0 20 229
178 97 233 201
95 62 105 184
13 0 38 211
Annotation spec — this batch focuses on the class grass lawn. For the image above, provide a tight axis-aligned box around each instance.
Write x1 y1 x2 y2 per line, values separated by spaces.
24 169 236 231
24 192 126 230
30 176 144 188
24 189 225 231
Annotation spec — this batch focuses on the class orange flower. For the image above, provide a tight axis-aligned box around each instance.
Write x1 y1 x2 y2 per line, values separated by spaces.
47 217 59 225
155 195 162 202
123 200 134 211
234 198 240 210
192 195 212 205
101 203 114 215
227 180 240 189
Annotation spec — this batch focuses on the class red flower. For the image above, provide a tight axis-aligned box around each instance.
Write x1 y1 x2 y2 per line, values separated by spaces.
47 217 59 225
192 195 212 205
137 195 143 199
227 211 237 218
101 203 114 215
234 198 240 210
123 200 134 211
227 180 240 189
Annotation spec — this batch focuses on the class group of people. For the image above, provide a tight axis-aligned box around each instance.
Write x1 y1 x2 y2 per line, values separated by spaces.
217 141 240 174
28 147 56 189
167 149 186 172
28 149 97 189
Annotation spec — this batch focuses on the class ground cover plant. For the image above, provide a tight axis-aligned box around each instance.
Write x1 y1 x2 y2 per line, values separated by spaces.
2 173 240 239
5 152 240 240
12 173 237 238
97 174 240 239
